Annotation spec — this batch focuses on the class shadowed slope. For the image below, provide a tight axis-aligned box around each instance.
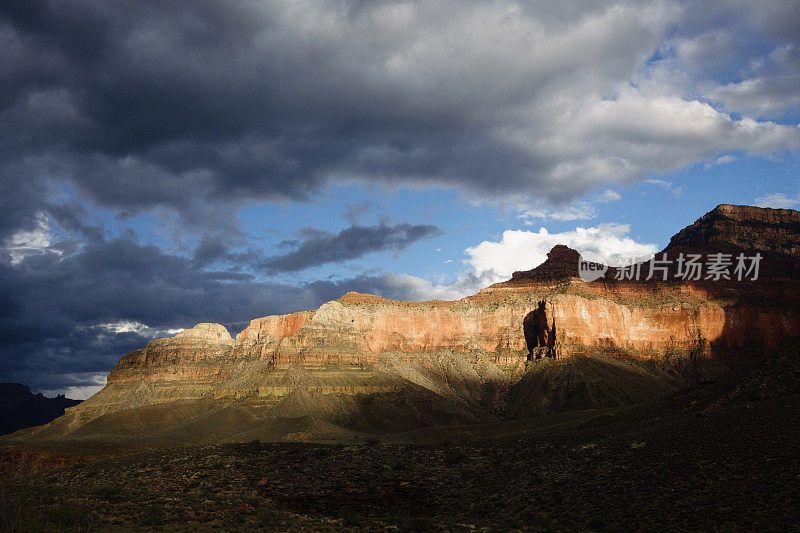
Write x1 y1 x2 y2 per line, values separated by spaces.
2 341 798 531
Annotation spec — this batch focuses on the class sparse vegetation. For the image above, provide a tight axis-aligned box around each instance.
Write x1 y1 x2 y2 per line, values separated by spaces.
3 343 798 531
2 362 798 531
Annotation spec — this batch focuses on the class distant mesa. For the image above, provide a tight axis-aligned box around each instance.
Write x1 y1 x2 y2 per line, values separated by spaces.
0 383 81 436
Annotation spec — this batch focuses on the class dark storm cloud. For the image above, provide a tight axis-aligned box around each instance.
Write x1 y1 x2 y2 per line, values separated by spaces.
0 234 447 393
343 201 376 225
262 222 442 273
192 222 441 272
192 234 231 267
3 0 797 241
44 202 105 242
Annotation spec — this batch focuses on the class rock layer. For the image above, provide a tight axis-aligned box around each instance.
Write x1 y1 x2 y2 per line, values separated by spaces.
17 205 800 440
668 204 800 255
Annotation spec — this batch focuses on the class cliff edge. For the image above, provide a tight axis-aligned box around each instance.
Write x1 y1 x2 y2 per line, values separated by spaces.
11 204 800 443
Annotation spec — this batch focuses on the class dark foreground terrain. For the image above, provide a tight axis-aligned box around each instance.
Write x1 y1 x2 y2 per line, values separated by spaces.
2 344 799 532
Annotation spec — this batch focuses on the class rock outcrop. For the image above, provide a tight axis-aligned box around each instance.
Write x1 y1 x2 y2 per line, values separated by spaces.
14 204 800 442
512 245 580 281
667 204 800 256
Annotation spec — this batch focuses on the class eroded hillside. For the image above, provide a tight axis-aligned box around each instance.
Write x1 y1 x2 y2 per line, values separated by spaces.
11 204 800 442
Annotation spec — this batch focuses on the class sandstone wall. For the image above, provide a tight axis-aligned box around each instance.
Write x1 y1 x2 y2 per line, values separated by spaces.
31 204 800 435
106 280 800 390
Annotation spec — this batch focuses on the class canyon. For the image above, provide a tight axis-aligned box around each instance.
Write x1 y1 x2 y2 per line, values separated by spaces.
13 204 800 443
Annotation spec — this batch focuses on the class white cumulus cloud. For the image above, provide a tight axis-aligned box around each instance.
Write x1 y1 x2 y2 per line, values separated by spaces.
465 223 659 283
755 191 800 209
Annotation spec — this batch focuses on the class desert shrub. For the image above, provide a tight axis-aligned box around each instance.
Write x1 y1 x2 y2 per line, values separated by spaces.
92 484 123 502
1 490 92 533
255 507 284 528
404 514 434 531
588 517 606 530
0 489 44 532
224 510 246 526
443 449 468 465
339 509 362 527
52 500 92 531
313 447 327 458
140 504 165 527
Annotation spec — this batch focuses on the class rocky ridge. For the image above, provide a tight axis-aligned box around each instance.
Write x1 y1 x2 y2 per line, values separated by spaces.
14 205 800 442
0 384 82 436
667 204 800 255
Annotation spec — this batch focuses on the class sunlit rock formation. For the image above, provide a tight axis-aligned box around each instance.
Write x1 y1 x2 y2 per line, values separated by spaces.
15 205 800 442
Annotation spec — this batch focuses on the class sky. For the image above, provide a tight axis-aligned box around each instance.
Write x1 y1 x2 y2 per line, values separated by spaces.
1 0 799 399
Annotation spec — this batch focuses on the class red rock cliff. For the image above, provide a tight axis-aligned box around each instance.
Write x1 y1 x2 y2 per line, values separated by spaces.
65 205 800 422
